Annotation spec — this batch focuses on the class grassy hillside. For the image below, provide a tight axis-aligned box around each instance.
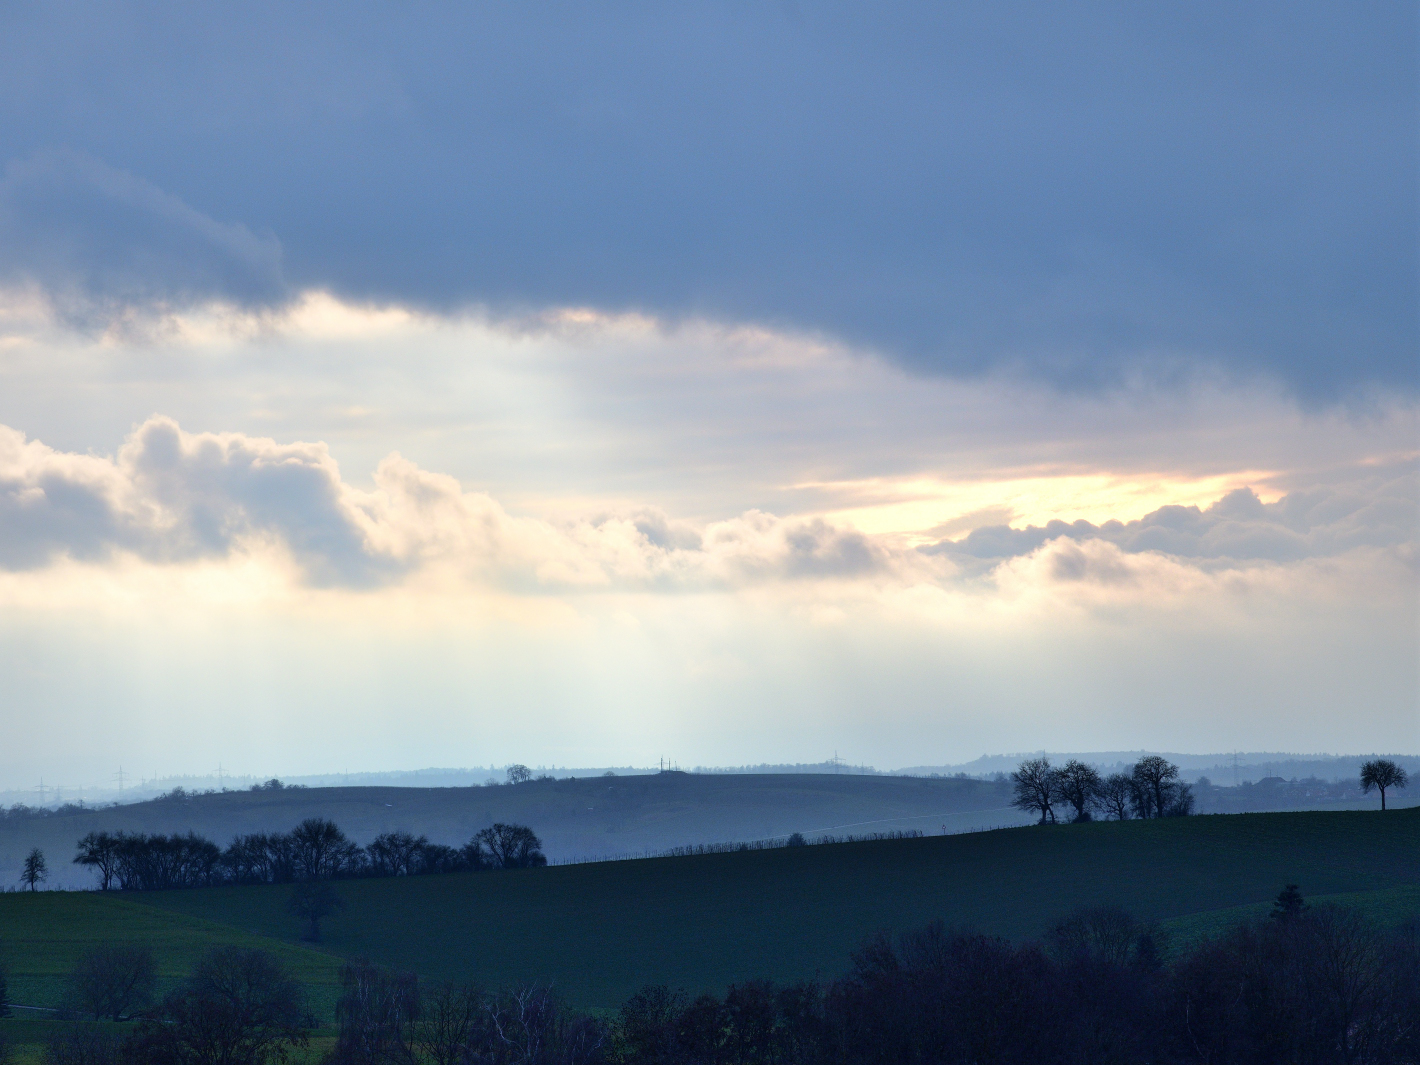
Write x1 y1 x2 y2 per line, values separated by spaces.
116 808 1418 1008
1 774 1029 888
0 892 344 1018
1158 883 1420 954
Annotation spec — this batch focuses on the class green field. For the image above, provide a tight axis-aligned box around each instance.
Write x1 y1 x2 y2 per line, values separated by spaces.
3 809 1417 1012
0 892 344 1017
1158 883 1420 954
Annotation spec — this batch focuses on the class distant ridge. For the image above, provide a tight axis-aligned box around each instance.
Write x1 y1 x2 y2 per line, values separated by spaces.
900 753 1420 784
4 753 1416 810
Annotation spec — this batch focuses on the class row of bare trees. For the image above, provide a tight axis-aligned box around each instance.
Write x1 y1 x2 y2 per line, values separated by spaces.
73 820 546 890
1010 755 1194 824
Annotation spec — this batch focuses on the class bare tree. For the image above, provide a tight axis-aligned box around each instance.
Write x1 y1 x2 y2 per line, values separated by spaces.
224 833 288 885
1360 759 1409 811
21 848 47 891
1010 759 1059 825
1130 756 1181 819
288 882 345 942
486 986 603 1065
73 833 122 891
330 959 420 1065
1163 780 1195 817
289 818 358 879
1096 773 1133 821
126 947 307 1065
366 832 428 877
66 944 157 1021
505 765 533 785
472 824 547 869
1055 760 1103 823
1047 906 1143 967
411 982 482 1065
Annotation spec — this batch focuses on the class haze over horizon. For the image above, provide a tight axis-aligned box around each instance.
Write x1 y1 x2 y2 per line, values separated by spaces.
0 3 1415 789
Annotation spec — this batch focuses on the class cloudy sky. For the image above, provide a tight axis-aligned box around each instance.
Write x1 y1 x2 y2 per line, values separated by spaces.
0 2 1414 791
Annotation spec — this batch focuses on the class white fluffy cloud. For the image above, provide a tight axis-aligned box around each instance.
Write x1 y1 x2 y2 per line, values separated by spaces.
1 416 1412 601
0 417 904 591
931 476 1417 568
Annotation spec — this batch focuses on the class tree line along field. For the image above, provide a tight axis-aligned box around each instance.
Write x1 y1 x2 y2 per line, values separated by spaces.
2 808 1415 1014
0 774 1033 888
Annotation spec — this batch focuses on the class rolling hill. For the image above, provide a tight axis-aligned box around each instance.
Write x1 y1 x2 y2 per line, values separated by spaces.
3 808 1409 1010
1 773 1030 889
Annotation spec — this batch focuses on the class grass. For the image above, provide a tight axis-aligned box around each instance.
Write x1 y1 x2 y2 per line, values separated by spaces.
3 809 1415 1011
1159 883 1420 955
0 1019 130 1065
122 808 1418 1008
0 891 345 1019
0 1017 336 1065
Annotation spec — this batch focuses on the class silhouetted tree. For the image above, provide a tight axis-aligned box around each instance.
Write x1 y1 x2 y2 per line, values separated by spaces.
411 982 482 1065
1096 773 1134 820
287 882 345 942
289 818 359 880
1162 780 1195 817
66 943 157 1021
1360 758 1409 810
1047 906 1145 967
458 839 488 872
1129 756 1182 819
1010 758 1060 824
827 921 1066 1064
1168 904 1417 1064
414 844 463 876
485 985 604 1065
329 959 420 1065
109 832 223 890
223 833 293 885
614 985 685 1063
366 832 428 877
124 947 307 1065
473 823 547 869
1271 883 1305 923
506 765 533 785
21 848 47 891
1054 760 1103 823
74 832 122 890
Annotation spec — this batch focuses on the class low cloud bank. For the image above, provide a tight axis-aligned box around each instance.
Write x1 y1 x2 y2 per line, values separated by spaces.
0 417 1412 594
929 480 1417 567
0 418 891 590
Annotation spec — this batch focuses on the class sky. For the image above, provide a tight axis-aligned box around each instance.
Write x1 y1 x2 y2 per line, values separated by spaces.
0 2 1415 792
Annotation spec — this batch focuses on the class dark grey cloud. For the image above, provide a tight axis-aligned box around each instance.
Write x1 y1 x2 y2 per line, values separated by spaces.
0 2 1413 399
927 476 1419 566
0 150 285 320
